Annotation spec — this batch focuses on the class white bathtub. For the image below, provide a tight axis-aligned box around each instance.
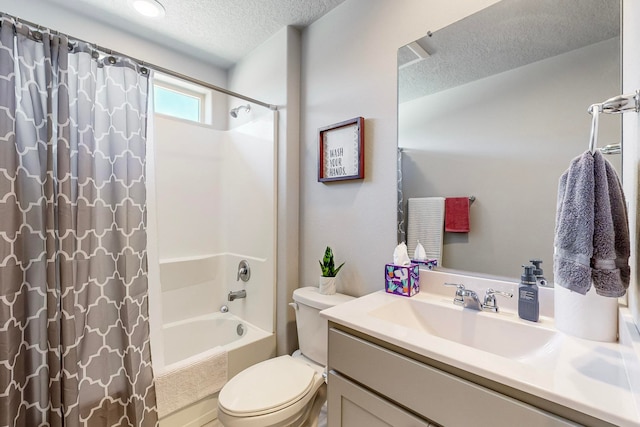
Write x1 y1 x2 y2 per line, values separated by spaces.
163 312 261 366
157 311 275 427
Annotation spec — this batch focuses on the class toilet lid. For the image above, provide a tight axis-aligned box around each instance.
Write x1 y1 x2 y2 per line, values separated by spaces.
218 355 318 416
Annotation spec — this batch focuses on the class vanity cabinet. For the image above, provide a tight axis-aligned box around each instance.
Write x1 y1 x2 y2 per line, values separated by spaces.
327 325 584 427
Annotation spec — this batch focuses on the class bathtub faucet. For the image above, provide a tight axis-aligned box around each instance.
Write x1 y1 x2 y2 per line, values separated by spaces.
228 290 247 301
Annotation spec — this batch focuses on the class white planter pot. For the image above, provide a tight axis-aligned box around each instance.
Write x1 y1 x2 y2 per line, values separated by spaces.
319 276 336 295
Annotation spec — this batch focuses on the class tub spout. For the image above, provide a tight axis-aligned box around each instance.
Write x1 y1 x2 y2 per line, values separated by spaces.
228 290 247 301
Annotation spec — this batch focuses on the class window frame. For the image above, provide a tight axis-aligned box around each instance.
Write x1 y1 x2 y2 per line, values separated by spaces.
153 72 212 125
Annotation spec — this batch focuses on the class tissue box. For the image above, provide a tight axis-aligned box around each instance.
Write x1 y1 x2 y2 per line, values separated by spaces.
411 258 438 270
385 263 419 297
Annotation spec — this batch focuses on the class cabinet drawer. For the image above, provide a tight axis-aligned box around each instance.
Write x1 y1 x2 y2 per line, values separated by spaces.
328 372 433 427
329 328 579 427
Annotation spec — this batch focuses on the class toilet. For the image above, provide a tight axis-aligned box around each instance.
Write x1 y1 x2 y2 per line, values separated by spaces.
217 286 354 427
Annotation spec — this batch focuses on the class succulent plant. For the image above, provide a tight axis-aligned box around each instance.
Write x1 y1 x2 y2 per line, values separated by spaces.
319 246 345 277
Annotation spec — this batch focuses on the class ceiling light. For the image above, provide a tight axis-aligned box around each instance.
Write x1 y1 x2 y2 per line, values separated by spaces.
129 0 166 18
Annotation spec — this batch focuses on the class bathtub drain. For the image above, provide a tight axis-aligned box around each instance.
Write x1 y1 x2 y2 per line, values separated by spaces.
236 324 245 336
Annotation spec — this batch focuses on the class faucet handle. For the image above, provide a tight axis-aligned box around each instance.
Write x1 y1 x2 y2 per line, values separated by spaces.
443 283 465 304
482 288 513 313
237 260 251 282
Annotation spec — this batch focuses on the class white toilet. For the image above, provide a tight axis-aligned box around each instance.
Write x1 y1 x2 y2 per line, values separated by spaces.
217 286 354 427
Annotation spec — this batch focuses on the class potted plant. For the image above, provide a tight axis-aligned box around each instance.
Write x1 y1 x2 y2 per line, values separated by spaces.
318 246 345 295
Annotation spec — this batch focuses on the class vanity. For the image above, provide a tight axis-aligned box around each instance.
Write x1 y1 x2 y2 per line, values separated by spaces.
321 270 640 427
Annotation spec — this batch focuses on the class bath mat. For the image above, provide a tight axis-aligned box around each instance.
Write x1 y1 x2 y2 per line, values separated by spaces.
155 347 228 418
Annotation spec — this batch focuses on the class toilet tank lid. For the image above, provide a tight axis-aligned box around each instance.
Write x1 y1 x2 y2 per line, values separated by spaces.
292 286 354 310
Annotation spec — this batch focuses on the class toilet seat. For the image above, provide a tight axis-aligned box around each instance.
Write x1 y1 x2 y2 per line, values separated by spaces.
218 355 321 417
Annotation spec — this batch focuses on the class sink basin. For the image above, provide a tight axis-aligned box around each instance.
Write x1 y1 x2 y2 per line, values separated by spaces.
368 297 563 361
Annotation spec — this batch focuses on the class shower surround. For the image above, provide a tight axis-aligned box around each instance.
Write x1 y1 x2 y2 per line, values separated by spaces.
147 108 277 425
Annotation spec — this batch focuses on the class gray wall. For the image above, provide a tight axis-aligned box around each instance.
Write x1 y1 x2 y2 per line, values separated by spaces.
299 0 501 296
302 0 639 327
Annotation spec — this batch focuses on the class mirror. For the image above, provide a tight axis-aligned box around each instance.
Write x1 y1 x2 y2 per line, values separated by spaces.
397 0 621 283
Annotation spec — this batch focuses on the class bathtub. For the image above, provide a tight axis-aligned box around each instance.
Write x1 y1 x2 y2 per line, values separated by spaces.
157 311 275 427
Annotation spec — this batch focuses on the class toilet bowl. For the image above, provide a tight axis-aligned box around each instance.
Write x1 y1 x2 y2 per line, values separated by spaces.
217 287 354 427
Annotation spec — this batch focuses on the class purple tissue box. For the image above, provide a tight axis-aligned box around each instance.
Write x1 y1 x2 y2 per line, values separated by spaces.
385 263 419 297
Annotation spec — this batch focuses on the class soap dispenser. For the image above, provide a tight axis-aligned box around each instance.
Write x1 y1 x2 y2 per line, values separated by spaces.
529 259 547 287
518 265 539 322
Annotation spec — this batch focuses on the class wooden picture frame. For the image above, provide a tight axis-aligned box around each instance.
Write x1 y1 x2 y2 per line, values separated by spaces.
318 117 365 182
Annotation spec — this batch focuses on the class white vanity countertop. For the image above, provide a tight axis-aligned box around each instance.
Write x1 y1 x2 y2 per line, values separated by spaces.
321 282 640 426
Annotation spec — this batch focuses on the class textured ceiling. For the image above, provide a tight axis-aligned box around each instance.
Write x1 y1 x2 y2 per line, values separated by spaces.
45 0 346 69
399 0 620 103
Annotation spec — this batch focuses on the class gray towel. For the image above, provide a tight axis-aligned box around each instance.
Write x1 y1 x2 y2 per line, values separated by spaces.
554 150 629 297
591 151 629 297
554 151 595 294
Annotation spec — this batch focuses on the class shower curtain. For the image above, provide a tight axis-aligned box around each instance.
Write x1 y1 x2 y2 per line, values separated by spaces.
0 17 157 427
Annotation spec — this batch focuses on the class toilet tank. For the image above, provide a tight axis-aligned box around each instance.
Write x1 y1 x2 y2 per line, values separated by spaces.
292 287 354 365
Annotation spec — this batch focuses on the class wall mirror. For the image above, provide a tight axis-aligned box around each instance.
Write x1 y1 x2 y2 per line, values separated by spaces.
397 0 621 283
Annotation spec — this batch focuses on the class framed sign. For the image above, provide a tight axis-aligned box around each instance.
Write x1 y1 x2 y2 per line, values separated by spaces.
318 117 364 182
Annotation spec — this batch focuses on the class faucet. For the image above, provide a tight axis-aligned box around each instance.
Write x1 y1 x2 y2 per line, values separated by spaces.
481 288 513 313
228 290 247 301
443 283 481 311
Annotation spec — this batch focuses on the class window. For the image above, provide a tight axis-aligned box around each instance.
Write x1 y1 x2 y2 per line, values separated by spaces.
153 73 211 124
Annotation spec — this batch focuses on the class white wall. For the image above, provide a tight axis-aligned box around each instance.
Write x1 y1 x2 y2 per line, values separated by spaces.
228 27 302 355
153 114 276 332
300 0 500 297
154 118 225 260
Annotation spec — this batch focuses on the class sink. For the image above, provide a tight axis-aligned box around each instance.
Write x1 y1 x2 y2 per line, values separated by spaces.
368 297 563 361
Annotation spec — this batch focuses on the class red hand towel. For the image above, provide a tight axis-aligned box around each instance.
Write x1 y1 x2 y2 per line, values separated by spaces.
445 197 470 233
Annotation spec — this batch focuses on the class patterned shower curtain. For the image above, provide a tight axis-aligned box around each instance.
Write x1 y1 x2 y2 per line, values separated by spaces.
0 17 158 427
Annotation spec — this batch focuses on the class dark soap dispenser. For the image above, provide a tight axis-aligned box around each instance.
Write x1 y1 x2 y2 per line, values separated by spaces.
518 265 539 322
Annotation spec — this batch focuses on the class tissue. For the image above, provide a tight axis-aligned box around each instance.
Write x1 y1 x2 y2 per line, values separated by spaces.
413 242 427 261
393 242 411 266
410 241 438 270
386 243 419 297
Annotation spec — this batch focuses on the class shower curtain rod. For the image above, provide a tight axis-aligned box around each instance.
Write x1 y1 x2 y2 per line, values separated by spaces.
1 13 278 111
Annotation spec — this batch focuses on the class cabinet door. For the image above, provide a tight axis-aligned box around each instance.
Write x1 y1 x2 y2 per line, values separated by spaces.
328 371 432 427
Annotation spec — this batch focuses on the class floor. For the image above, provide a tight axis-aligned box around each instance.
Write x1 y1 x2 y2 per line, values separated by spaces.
318 403 328 427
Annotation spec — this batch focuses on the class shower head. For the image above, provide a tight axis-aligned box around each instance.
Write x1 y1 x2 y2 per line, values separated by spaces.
230 104 251 118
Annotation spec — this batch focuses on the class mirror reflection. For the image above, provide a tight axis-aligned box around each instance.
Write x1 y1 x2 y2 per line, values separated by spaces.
397 0 621 282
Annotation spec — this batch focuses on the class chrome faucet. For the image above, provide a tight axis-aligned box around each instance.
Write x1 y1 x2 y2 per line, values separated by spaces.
228 290 247 301
443 283 481 310
481 288 513 313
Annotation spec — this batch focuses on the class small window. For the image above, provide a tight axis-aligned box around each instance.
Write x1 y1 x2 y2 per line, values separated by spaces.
153 73 211 124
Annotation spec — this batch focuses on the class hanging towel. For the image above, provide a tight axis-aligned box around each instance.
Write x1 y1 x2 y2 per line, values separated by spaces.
553 150 629 297
407 197 445 265
445 197 470 233
591 151 629 297
554 152 595 294
604 157 630 290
